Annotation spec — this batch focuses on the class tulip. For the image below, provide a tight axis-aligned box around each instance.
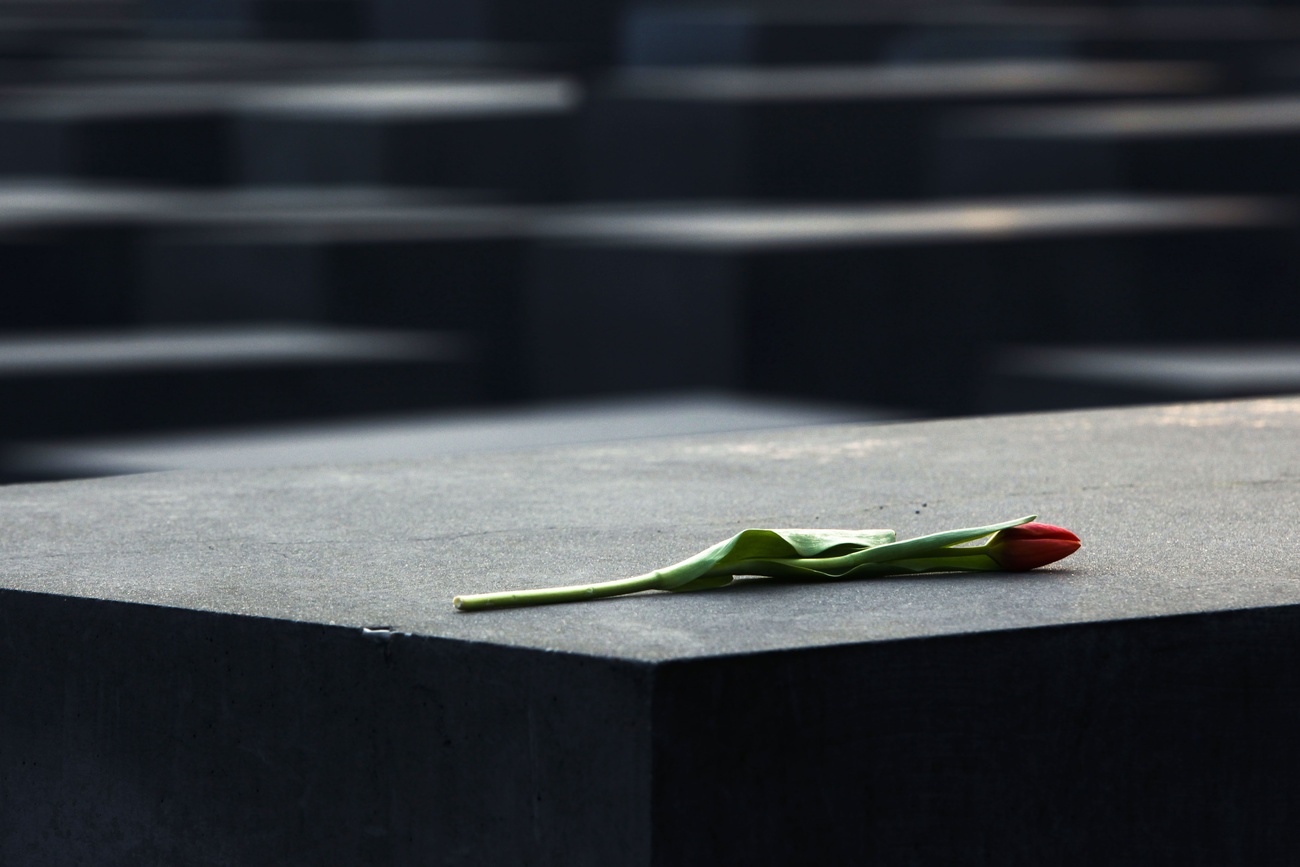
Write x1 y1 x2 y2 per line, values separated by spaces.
983 522 1081 571
453 515 1080 611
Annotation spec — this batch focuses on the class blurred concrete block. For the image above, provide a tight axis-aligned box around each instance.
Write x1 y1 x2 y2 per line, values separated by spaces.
0 325 481 439
234 77 582 198
938 95 1300 198
526 243 741 398
145 0 365 40
251 0 367 40
0 226 138 328
0 183 531 387
140 239 326 322
0 75 582 196
526 195 1296 413
981 344 1300 413
132 190 535 398
368 0 621 65
0 116 69 174
0 83 237 185
618 6 1087 67
619 6 1300 88
2 391 900 480
579 60 1214 202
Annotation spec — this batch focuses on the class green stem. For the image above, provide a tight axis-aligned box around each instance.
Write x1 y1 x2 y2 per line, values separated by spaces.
453 570 667 611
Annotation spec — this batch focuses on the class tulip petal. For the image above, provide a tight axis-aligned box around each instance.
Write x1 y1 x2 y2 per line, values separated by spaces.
985 522 1081 571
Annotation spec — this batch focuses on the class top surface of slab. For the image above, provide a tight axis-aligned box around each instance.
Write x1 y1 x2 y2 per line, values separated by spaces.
2 397 1298 662
0 326 466 375
8 392 895 475
611 60 1213 102
5 184 1289 246
0 76 582 120
538 195 1287 250
964 95 1300 139
995 345 1300 393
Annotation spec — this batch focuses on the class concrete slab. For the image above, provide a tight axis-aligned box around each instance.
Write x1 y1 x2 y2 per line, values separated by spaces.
6 394 1299 657
524 195 1298 412
0 325 481 440
0 74 582 192
233 77 582 197
579 59 1215 201
981 344 1300 412
0 184 532 342
4 398 1300 864
939 95 1300 198
2 391 899 479
619 6 1300 88
4 397 1300 863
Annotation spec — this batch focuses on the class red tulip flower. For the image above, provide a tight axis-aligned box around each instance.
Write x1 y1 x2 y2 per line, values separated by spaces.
984 522 1081 571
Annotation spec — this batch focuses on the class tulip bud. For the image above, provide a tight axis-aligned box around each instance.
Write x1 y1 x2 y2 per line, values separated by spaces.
984 522 1080 571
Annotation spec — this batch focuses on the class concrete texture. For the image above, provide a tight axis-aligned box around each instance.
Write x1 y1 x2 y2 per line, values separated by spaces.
4 397 1300 864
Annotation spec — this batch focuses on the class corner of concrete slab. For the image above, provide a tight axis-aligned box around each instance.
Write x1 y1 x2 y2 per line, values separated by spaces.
0 587 657 866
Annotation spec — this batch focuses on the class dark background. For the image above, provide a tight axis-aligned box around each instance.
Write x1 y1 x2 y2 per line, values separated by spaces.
2 0 1298 481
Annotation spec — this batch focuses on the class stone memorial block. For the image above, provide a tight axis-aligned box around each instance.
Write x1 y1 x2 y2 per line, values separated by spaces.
526 196 1295 413
368 0 622 66
980 345 1300 414
0 83 236 185
3 397 1300 864
134 191 535 399
145 0 365 40
937 95 1300 199
234 76 583 199
0 325 481 441
579 59 1213 202
0 183 528 356
619 5 1300 88
1 392 895 482
618 6 1087 67
0 182 175 329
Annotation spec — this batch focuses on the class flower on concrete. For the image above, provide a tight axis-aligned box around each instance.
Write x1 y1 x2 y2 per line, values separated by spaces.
453 515 1081 611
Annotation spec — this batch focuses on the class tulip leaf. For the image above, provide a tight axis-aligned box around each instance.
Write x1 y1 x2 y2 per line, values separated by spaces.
667 527 897 592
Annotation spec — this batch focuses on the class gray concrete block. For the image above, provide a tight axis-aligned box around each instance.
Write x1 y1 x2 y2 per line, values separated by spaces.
524 244 741 398
618 6 1089 67
579 60 1214 202
130 191 535 398
0 187 533 397
368 0 622 65
2 391 899 480
981 344 1300 413
938 95 1300 198
3 397 1300 863
233 77 582 198
0 326 482 439
0 84 236 185
0 75 581 194
140 239 327 322
145 0 367 40
525 196 1297 412
618 6 1300 89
